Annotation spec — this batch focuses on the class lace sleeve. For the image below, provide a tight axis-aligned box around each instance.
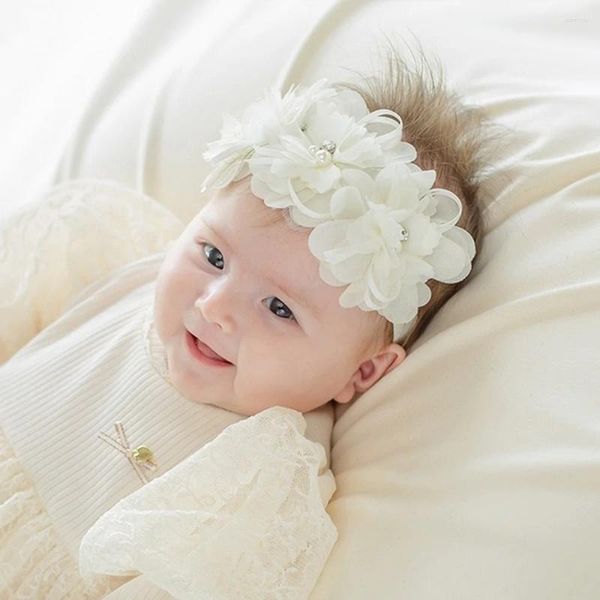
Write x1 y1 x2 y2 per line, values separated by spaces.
0 178 184 364
79 406 338 600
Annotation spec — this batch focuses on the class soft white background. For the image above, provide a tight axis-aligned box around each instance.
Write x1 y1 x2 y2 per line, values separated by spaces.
0 0 330 219
0 1 154 217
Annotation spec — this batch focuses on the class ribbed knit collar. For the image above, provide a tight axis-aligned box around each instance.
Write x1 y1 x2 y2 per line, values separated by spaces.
142 302 171 385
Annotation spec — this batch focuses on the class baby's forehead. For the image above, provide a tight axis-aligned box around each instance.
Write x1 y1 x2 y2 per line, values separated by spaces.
201 185 305 240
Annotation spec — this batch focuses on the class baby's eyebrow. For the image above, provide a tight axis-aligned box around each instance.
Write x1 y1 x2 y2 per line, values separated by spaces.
199 220 318 315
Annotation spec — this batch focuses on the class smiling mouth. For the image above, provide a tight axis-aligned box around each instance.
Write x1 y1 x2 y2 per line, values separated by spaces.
186 331 233 366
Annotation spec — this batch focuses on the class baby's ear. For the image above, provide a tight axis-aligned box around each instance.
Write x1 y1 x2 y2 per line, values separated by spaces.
333 343 407 404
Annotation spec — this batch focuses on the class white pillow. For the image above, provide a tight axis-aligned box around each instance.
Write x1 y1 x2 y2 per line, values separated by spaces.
53 1 600 598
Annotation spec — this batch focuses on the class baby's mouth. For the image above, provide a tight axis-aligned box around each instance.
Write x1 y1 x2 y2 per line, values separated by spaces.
190 333 232 364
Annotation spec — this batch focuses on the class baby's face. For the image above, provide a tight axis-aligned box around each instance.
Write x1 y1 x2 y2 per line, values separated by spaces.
153 179 404 416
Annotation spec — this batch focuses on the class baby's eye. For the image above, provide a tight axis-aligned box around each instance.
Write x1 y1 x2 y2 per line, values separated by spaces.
201 243 296 323
265 297 296 322
202 243 224 269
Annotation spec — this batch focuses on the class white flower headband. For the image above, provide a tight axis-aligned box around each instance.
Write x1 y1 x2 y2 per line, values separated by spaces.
200 78 476 342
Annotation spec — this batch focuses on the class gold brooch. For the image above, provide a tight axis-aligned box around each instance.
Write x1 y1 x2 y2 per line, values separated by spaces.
98 422 158 484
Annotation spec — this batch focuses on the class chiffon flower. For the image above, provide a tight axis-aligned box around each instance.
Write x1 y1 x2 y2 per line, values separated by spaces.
307 163 476 327
248 85 417 227
200 79 338 192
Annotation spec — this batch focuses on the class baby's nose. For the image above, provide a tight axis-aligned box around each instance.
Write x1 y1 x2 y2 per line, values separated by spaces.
194 282 236 333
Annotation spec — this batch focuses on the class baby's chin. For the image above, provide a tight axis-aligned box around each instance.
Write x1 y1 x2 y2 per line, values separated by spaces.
193 395 307 418
167 375 256 417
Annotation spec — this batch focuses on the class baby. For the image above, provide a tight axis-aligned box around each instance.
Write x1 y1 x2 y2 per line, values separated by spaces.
0 43 501 599
152 174 406 418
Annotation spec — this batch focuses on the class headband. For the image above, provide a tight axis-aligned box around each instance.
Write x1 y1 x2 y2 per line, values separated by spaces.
200 78 476 342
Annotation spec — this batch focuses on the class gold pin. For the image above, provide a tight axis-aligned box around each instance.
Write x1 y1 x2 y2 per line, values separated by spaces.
98 422 158 484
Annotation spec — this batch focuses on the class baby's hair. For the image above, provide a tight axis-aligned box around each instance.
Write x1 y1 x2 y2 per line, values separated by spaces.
234 34 510 355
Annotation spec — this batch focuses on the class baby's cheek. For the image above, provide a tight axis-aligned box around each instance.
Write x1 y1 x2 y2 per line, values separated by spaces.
155 266 180 307
232 360 294 414
162 260 202 311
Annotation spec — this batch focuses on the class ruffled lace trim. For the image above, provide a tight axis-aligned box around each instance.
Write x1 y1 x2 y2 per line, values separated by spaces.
0 427 129 599
79 407 338 600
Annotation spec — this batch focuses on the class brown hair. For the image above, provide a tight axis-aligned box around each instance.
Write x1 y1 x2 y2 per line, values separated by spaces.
235 35 511 355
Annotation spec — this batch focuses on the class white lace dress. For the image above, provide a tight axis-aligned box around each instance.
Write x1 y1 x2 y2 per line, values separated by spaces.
0 179 337 600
